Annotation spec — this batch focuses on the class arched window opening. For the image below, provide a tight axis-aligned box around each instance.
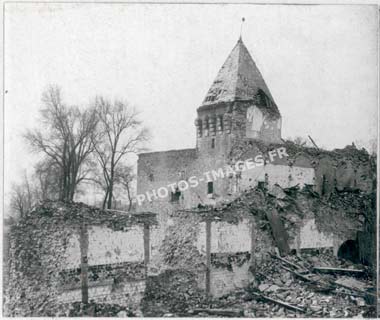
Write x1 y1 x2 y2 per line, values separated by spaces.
337 239 359 263
204 117 210 136
219 115 224 132
255 89 273 107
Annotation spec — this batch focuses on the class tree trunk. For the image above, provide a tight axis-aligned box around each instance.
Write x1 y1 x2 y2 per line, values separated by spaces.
107 181 113 209
102 189 109 210
107 166 114 209
125 182 132 211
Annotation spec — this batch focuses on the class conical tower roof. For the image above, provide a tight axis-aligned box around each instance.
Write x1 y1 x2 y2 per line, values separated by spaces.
202 38 278 112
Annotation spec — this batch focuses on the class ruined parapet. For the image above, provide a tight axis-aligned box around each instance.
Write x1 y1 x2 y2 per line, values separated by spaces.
226 139 376 197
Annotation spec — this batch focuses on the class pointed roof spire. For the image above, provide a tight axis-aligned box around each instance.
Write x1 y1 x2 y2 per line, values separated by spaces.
201 37 279 116
240 17 245 40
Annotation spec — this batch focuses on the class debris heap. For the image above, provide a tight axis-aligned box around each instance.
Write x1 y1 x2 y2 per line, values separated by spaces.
176 251 376 318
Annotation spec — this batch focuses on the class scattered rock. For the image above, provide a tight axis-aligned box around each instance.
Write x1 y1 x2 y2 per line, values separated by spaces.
267 284 280 292
355 298 366 307
117 310 128 317
258 283 270 292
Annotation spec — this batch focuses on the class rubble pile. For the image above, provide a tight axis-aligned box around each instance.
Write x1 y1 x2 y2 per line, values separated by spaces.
158 214 205 270
140 251 376 318
214 252 376 318
53 301 135 317
141 269 211 316
141 181 376 318
220 183 375 257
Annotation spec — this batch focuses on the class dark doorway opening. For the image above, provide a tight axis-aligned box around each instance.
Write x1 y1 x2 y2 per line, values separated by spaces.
207 181 214 194
337 239 360 263
170 188 181 202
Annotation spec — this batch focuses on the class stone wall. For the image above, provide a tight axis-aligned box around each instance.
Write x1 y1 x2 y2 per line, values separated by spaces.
196 219 252 254
230 141 375 196
136 140 375 300
136 143 318 215
4 202 156 316
239 163 315 191
58 279 146 307
245 105 281 143
6 190 374 317
289 218 334 251
210 262 251 297
149 210 271 297
137 133 375 223
59 222 153 309
64 225 145 268
208 219 255 297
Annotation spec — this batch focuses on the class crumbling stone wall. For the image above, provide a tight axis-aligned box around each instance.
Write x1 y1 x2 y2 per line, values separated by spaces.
145 209 274 299
137 142 375 299
148 212 205 273
200 219 257 296
137 143 316 215
6 187 374 316
137 148 200 213
210 260 252 297
113 182 374 302
295 218 334 249
245 105 281 143
137 135 375 231
229 140 375 196
58 224 149 310
5 201 156 316
6 214 76 316
239 163 315 191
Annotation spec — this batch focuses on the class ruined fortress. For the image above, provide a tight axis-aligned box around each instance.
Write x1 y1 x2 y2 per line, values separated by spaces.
136 36 374 232
5 37 376 316
132 37 375 296
137 37 373 213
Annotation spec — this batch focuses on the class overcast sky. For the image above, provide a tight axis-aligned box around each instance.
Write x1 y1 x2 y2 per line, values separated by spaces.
4 3 378 198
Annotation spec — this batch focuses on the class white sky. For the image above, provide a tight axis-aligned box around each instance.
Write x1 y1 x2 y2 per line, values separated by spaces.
4 3 378 198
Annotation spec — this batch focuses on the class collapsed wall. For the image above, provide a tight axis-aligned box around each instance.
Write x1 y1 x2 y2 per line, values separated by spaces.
5 142 376 316
228 140 375 197
141 207 274 315
4 201 157 316
143 178 376 311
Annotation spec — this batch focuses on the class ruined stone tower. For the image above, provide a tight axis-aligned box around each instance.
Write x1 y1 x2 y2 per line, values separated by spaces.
195 37 282 155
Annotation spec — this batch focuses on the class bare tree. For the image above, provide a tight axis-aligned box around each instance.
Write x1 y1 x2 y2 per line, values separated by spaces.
93 97 149 209
115 164 135 211
25 86 99 201
33 159 61 201
10 173 34 218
